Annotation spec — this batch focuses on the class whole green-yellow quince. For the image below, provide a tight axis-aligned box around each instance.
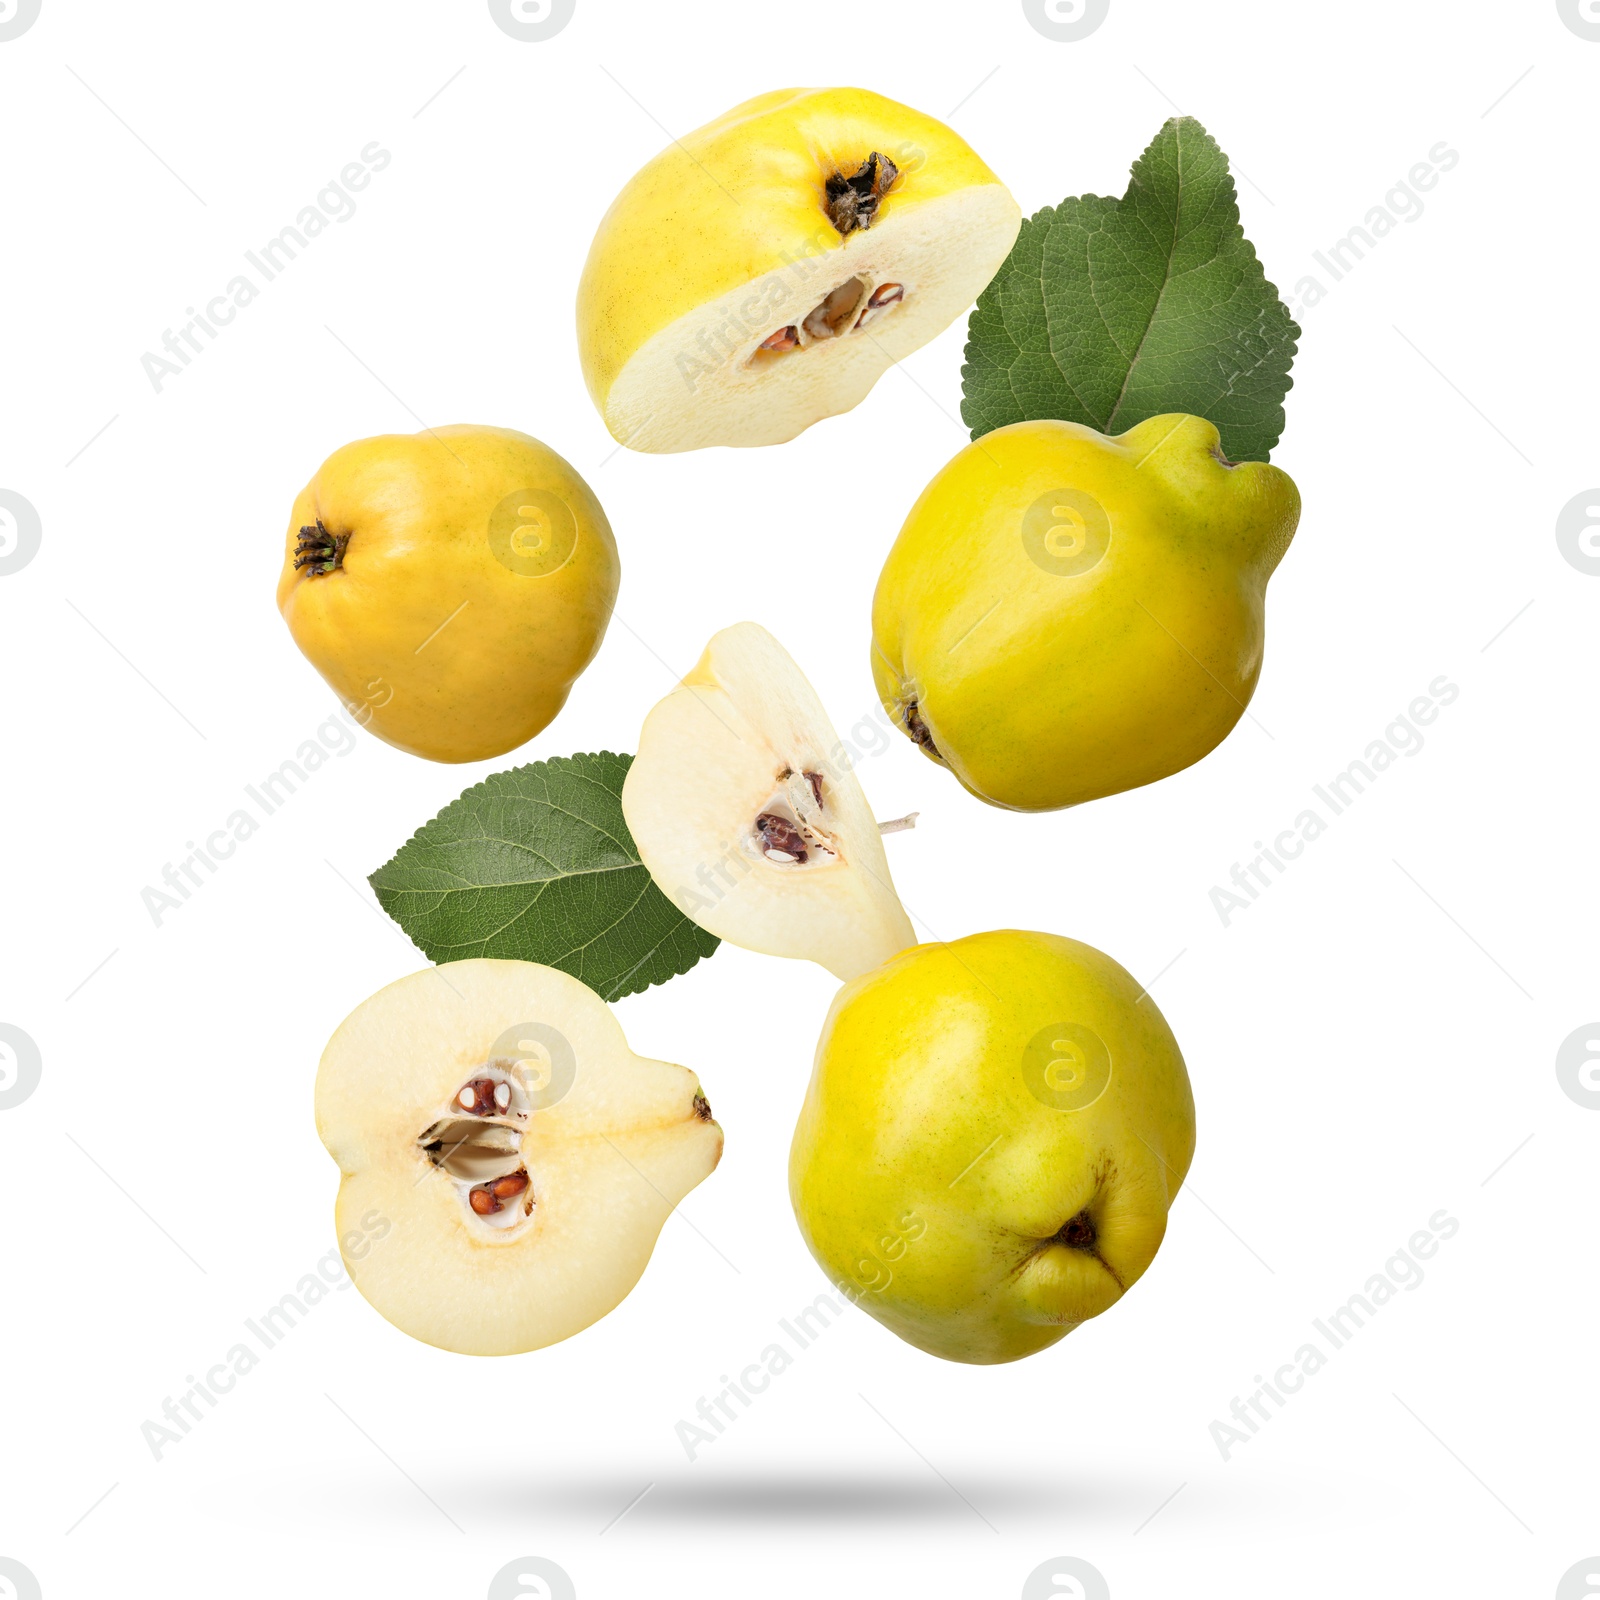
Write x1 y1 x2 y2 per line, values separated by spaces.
789 929 1195 1365
871 415 1301 811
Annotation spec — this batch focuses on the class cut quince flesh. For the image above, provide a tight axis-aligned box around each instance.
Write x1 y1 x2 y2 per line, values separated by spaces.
622 623 917 982
314 960 721 1356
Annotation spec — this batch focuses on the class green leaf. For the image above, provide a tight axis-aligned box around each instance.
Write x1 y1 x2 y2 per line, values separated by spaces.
369 751 718 1001
962 117 1299 462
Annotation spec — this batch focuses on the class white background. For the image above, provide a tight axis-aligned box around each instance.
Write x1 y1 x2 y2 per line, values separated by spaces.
2 1 1596 1596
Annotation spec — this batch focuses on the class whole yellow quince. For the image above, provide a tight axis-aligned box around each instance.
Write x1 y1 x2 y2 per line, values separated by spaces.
277 425 619 763
577 86 1019 452
789 929 1195 1365
872 415 1301 810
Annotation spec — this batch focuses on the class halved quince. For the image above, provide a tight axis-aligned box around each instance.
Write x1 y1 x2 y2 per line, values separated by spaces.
577 87 1021 452
314 960 721 1356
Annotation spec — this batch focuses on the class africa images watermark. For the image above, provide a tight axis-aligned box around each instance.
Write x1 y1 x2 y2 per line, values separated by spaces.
140 141 392 393
0 488 42 576
1285 142 1459 317
1208 675 1459 927
674 1212 925 1460
140 704 367 926
1208 1208 1460 1461
488 0 575 42
0 0 41 42
141 1210 390 1461
1022 0 1110 42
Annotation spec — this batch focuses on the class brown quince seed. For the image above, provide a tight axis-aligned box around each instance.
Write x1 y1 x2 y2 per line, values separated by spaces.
755 812 809 863
854 281 907 331
455 1077 500 1117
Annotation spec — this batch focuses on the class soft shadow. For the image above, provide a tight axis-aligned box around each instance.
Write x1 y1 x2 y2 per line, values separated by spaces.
450 1467 1168 1532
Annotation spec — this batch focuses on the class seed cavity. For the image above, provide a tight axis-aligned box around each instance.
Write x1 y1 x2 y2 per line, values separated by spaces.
803 277 866 341
752 767 839 868
692 1093 713 1123
419 1117 522 1183
825 151 898 236
751 277 907 367
420 1066 537 1231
